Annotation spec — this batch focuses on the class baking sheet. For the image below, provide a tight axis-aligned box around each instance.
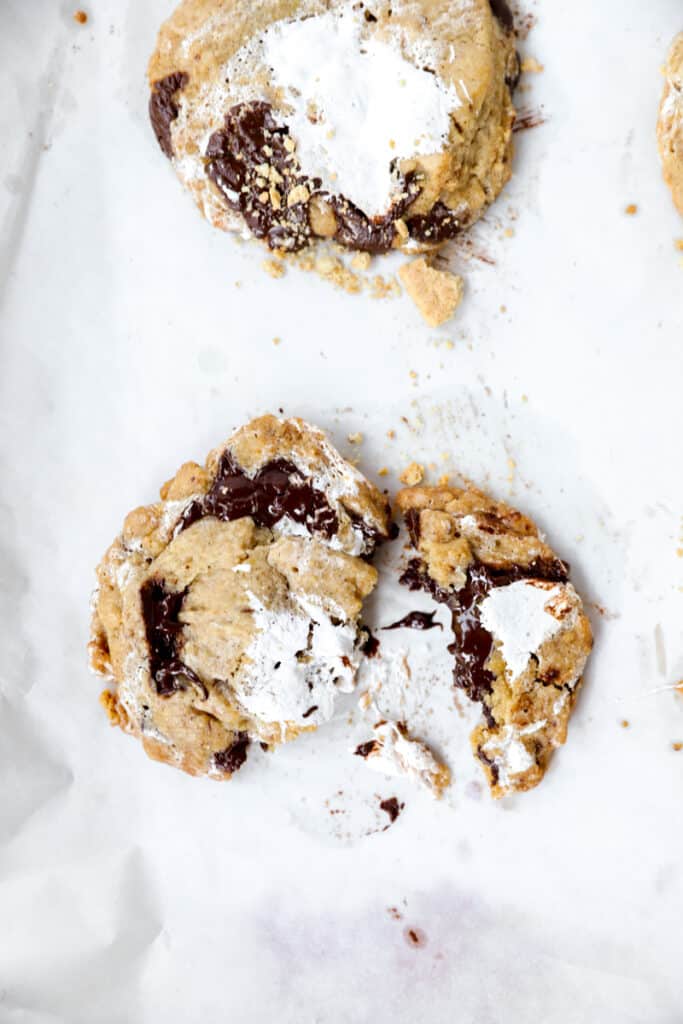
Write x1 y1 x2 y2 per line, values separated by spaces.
1 1 683 1020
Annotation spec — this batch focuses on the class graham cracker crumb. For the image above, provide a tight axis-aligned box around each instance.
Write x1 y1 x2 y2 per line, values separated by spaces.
378 467 389 477
272 336 282 346
675 239 683 252
287 184 310 207
399 258 464 327
347 432 363 444
521 56 544 73
262 258 286 279
399 462 424 486
625 204 638 215
621 720 630 729
672 742 682 752
437 473 450 486
351 251 372 272
74 9 88 23
387 430 396 440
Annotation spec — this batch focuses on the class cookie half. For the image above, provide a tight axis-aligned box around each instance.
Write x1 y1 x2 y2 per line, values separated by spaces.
89 416 393 780
658 32 683 216
395 485 593 797
148 0 518 254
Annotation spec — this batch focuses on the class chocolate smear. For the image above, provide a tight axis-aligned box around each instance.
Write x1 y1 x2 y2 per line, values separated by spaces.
379 796 404 826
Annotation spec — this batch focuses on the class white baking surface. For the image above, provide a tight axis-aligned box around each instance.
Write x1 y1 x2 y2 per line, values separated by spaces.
1 1 683 1021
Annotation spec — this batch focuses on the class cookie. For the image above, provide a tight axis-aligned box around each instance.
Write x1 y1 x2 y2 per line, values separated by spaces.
395 485 593 797
148 0 518 255
658 33 683 216
89 416 393 780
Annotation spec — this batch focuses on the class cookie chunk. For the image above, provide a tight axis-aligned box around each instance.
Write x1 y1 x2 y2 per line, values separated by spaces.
395 485 592 797
658 33 683 215
148 0 518 255
89 416 393 780
398 257 464 326
354 719 450 797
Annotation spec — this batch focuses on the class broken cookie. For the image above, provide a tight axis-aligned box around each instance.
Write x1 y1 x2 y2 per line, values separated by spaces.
398 257 464 326
396 484 593 797
89 416 393 780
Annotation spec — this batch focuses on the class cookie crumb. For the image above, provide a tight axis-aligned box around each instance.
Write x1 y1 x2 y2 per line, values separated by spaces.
399 462 424 486
99 689 123 726
398 258 464 327
262 258 285 279
350 251 372 271
387 430 396 440
521 56 544 73
625 203 638 215
673 742 682 751
378 467 389 477
74 9 88 23
437 473 450 486
272 336 282 346
675 239 683 252
347 432 363 444
621 719 630 729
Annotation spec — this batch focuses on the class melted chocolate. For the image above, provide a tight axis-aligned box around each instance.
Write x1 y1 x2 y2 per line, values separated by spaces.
489 0 514 31
379 796 403 825
140 578 204 696
400 556 569 720
328 174 421 254
354 740 379 759
181 452 339 539
213 732 250 774
149 72 188 159
384 611 443 632
206 102 317 252
406 201 467 245
360 630 380 658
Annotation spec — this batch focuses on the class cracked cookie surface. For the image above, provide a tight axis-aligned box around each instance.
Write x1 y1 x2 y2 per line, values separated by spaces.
396 484 592 798
148 0 518 255
90 416 392 780
658 32 683 216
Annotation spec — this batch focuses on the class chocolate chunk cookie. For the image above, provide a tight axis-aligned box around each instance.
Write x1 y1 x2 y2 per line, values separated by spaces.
148 0 518 255
658 33 683 216
89 416 393 780
395 485 593 798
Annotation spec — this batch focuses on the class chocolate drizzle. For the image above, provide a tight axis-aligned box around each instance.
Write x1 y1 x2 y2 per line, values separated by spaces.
180 452 339 539
213 732 250 774
140 578 204 696
149 72 189 159
383 611 443 632
400 556 569 723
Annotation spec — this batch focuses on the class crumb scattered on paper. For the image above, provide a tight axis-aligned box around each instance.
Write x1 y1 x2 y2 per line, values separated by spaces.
74 9 88 24
399 462 424 486
399 257 464 327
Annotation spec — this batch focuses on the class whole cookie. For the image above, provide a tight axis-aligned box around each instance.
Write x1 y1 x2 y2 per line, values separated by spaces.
658 33 683 215
396 485 593 798
89 416 393 780
148 0 518 254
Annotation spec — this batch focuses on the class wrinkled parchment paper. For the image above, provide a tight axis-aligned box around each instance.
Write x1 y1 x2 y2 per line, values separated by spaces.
1 1 682 1020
